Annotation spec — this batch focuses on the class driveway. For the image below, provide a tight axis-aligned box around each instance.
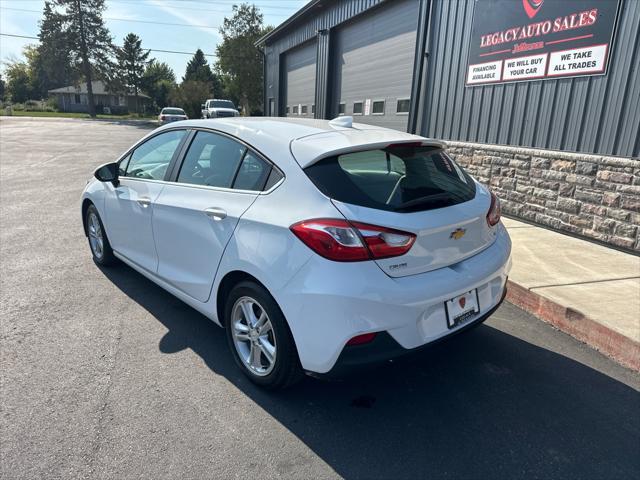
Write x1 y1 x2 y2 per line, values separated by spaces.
1 117 639 479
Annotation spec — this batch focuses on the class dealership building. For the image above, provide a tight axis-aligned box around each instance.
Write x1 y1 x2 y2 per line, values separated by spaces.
257 0 639 252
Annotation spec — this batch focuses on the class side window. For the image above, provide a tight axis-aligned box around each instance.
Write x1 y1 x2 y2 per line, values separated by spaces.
177 131 246 188
264 167 284 190
233 151 271 191
118 153 131 176
125 130 186 180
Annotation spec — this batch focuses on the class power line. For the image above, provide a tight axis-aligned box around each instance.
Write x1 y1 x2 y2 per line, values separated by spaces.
0 33 216 57
109 0 293 16
1 7 220 29
111 0 304 8
0 33 38 40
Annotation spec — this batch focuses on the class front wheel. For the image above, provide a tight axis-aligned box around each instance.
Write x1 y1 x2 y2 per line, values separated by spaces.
225 281 302 390
85 204 117 266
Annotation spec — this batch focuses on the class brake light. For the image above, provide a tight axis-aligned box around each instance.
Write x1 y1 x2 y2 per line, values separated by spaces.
386 142 424 149
160 115 166 120
487 191 501 227
290 219 415 262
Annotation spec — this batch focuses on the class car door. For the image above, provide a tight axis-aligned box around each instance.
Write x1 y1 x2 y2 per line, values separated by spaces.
152 130 274 302
104 129 188 273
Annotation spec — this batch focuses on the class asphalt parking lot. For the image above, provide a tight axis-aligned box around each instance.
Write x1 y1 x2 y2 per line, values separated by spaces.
1 116 639 480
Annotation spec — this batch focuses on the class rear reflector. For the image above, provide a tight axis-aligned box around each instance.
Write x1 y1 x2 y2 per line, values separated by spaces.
290 219 415 262
346 332 377 346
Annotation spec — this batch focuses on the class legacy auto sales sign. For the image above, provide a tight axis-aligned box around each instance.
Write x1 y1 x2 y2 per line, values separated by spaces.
466 0 620 85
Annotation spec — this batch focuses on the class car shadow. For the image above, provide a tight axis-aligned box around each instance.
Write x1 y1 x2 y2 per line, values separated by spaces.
99 265 640 479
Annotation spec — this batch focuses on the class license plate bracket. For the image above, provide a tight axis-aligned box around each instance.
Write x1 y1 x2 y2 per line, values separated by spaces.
445 289 480 329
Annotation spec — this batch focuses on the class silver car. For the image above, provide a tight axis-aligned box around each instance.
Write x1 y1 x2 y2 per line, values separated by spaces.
158 107 188 125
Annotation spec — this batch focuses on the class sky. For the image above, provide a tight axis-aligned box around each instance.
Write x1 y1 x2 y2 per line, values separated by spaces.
0 0 307 79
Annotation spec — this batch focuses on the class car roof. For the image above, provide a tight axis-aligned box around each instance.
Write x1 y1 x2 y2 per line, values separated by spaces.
155 117 445 168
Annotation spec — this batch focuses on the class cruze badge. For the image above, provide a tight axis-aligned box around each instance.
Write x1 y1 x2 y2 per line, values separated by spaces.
450 228 466 240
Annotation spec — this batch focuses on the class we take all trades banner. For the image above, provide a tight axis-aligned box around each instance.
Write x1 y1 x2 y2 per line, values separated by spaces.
466 0 620 86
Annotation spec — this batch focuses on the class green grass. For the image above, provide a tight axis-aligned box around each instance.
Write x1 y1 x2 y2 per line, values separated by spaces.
6 110 156 120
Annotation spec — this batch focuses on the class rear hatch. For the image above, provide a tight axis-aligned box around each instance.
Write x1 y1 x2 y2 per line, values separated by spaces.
303 142 496 277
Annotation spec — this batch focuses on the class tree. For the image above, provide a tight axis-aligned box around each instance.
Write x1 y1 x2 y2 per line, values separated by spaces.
4 60 34 103
34 1 76 96
183 49 222 96
54 0 114 117
216 4 271 115
0 74 5 102
141 60 176 109
169 80 211 118
116 33 150 113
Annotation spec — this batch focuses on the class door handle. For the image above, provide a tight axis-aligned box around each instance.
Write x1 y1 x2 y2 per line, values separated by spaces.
204 207 227 221
137 197 152 207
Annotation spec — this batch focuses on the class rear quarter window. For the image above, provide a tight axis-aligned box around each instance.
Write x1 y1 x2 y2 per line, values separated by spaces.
305 146 476 213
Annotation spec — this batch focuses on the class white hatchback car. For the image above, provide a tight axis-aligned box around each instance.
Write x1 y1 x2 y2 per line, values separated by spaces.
82 117 511 389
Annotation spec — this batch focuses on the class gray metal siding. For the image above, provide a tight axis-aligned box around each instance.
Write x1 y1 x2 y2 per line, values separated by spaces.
420 0 640 157
283 41 317 117
263 0 385 120
330 0 419 131
315 31 331 119
265 50 277 116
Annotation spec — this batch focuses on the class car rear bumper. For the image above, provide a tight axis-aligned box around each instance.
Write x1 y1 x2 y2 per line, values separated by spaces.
317 285 507 377
275 224 512 374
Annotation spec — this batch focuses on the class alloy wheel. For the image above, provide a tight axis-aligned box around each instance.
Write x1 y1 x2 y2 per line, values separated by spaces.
231 296 277 376
87 212 104 260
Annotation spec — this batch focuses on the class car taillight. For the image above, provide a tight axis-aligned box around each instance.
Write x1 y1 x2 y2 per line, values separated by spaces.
290 219 416 262
160 115 166 120
487 191 501 227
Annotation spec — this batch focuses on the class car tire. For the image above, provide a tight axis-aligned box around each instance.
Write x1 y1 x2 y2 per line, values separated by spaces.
224 281 303 390
85 204 117 266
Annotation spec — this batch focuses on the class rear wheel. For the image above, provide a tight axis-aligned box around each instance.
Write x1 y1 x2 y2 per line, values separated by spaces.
225 281 302 390
86 204 117 266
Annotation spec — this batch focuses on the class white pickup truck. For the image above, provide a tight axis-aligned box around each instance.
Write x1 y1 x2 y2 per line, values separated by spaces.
201 99 240 118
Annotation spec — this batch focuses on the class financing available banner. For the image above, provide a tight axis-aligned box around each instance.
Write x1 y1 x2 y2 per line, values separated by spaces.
466 0 620 86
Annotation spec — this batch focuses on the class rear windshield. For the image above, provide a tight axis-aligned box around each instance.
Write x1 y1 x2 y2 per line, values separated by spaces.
304 146 476 212
162 108 185 115
211 100 235 109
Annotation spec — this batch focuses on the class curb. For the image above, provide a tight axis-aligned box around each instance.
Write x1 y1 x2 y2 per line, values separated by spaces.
506 280 640 372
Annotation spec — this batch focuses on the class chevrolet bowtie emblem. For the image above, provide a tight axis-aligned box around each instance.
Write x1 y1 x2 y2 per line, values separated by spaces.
450 228 466 240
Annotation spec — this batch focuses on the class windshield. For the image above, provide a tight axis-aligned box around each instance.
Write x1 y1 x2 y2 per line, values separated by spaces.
304 146 476 213
211 100 235 109
162 108 185 115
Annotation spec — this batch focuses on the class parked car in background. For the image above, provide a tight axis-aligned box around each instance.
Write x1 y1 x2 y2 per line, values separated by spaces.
201 99 240 118
158 107 188 125
82 116 511 389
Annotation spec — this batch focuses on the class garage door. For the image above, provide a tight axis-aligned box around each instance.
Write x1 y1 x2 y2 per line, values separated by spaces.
283 41 316 118
331 0 419 131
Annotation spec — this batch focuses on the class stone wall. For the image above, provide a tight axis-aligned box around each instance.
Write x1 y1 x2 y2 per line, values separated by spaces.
447 141 640 252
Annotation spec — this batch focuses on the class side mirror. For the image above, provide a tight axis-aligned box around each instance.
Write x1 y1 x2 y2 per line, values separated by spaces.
94 162 119 186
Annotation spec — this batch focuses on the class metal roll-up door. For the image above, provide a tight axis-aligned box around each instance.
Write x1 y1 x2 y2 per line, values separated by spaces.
331 0 419 131
283 41 316 118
